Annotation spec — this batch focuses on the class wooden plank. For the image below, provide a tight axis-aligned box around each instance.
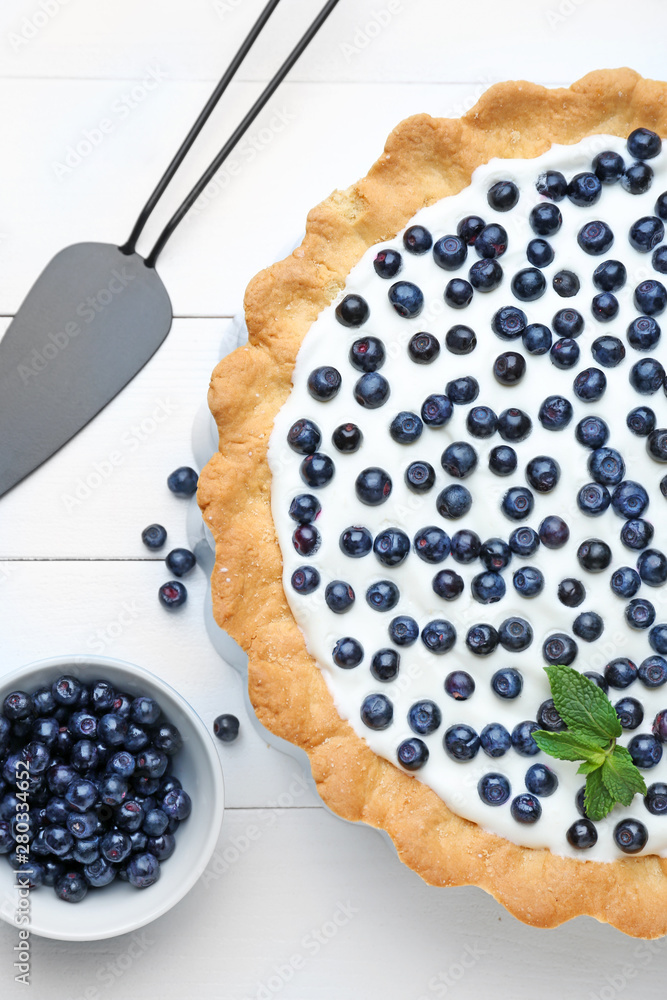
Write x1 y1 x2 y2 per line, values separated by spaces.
0 0 661 85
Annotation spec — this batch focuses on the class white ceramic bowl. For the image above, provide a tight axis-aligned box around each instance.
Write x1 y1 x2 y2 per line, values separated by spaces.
0 654 224 941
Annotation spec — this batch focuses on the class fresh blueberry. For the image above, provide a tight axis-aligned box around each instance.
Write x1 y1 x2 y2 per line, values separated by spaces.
630 357 665 393
55 871 88 903
552 270 581 297
573 612 604 642
354 372 390 409
523 323 552 355
480 723 511 758
593 149 625 183
630 215 664 253
332 637 363 668
469 258 503 291
491 668 523 699
512 566 545 598
288 418 321 455
501 487 534 521
444 279 473 309
97 713 128 747
291 566 320 595
621 518 654 550
408 700 442 735
578 220 614 255
480 538 511 572
126 852 161 889
52 675 82 707
355 467 391 505
591 335 626 367
365 581 400 612
591 292 619 322
577 537 612 572
538 395 573 430
433 234 467 270
628 733 663 769
360 694 393 731
653 710 667 742
558 577 586 607
307 366 341 401
457 215 486 244
639 655 667 687
445 324 476 354
499 617 533 651
141 524 167 550
478 773 511 806
627 316 661 351
465 623 498 656
436 485 472 519
374 528 410 567
576 416 609 449
536 170 567 200
584 672 608 693
509 526 540 556
388 616 419 647
405 461 436 493
627 405 656 436
157 580 188 609
645 782 667 816
466 405 498 438
450 529 481 564
471 572 505 604
397 738 429 771
492 305 526 340
497 408 532 442
161 788 191 821
325 581 355 614
628 127 662 160
289 494 321 524
403 225 432 254
577 482 611 516
300 453 335 490
441 441 477 478
370 649 400 682
349 336 386 373
340 526 373 559
414 526 451 564
335 294 369 327
444 724 480 761
421 393 453 426
625 598 656 629
656 191 667 220
165 548 196 578
589 447 625 486
526 455 560 492
638 548 667 586
653 245 667 273
389 411 423 444
542 632 577 666
551 338 580 370
373 248 402 278
605 657 638 688
444 671 475 701
593 259 627 292
647 428 667 462
488 180 519 212
635 279 667 315
493 351 526 385
651 624 667 654
526 239 554 268
408 332 440 364
167 466 198 497
553 307 585 339
212 714 240 744
614 697 644 730
510 723 540 757
525 763 558 796
421 620 456 654
475 223 508 259
67 810 99 840
530 202 562 236
567 819 598 849
611 480 649 518
389 281 424 318
512 268 546 301
44 825 73 857
488 445 518 476
539 515 569 549
567 172 601 206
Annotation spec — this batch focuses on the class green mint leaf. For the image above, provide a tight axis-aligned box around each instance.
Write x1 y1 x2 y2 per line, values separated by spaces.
532 729 607 762
584 766 617 821
600 746 647 805
544 665 622 740
577 759 605 775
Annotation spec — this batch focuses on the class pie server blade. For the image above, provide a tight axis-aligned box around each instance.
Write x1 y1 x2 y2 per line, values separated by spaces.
0 243 172 497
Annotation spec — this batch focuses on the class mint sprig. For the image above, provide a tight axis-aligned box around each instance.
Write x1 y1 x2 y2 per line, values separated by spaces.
532 664 647 821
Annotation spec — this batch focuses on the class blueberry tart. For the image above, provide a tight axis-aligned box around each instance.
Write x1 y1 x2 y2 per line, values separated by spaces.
199 70 667 938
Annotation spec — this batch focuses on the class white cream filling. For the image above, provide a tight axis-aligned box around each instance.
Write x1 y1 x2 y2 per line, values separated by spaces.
269 135 667 861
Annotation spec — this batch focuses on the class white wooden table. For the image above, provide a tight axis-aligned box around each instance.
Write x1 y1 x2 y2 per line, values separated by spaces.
1 1 667 995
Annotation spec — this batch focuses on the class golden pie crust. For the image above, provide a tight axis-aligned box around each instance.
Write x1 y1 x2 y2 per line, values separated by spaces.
199 69 667 938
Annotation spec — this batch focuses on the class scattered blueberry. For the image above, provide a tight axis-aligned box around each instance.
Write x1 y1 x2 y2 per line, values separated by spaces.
141 524 167 550
167 467 198 497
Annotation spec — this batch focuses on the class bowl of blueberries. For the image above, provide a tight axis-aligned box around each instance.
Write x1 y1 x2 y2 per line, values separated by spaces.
0 654 224 940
